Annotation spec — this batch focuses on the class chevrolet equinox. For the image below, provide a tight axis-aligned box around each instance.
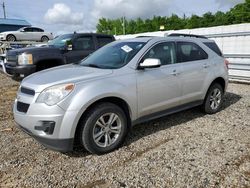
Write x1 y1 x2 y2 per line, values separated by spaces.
13 36 228 154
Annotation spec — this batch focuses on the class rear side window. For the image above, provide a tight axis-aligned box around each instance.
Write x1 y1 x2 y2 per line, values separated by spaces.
203 42 223 56
33 28 44 32
73 36 94 50
97 37 113 48
24 28 32 32
177 42 208 63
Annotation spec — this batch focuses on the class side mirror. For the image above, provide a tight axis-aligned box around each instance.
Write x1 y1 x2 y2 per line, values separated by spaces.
66 40 73 51
139 58 161 69
67 44 73 51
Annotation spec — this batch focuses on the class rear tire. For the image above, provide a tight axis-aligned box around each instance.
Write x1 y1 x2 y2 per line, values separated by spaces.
202 83 223 114
41 36 49 42
6 34 16 42
78 102 128 155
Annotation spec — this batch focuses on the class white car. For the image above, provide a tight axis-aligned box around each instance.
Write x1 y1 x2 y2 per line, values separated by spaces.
0 27 53 42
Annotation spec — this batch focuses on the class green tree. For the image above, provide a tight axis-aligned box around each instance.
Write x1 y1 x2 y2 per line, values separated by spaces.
96 0 250 35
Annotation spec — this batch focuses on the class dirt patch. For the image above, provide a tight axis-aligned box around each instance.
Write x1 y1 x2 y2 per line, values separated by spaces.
0 72 249 187
0 85 18 121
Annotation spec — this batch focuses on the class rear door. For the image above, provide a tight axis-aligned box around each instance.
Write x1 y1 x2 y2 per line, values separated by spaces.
65 35 95 63
32 27 44 41
176 41 210 104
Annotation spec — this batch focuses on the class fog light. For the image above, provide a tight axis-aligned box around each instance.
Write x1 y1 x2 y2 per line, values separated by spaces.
35 121 55 135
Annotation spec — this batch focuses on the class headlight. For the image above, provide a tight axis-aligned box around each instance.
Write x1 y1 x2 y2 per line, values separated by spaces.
18 53 33 65
36 83 74 106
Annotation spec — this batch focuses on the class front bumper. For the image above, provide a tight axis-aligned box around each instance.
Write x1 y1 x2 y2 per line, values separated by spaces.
0 55 10 75
13 93 80 152
5 63 36 76
17 123 74 152
0 35 6 40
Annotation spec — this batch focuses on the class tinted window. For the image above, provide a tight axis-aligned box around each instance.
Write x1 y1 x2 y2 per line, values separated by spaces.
73 36 94 50
32 28 44 32
177 42 208 63
204 42 223 56
143 42 176 65
23 28 33 32
48 34 73 48
97 37 113 48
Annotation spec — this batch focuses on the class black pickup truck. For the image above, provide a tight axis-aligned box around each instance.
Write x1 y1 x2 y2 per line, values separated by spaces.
3 33 115 79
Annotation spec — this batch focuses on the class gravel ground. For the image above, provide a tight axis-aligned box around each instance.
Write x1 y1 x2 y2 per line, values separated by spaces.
0 72 249 188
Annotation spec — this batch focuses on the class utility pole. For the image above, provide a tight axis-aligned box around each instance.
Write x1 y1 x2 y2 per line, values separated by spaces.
2 1 6 19
122 16 125 35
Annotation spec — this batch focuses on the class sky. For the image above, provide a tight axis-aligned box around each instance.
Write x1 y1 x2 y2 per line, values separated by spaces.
3 0 245 35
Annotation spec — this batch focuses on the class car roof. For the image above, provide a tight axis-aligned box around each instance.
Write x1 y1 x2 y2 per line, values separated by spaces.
72 33 114 37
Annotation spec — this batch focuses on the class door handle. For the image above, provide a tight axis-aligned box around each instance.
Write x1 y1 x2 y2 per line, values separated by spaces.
203 64 209 68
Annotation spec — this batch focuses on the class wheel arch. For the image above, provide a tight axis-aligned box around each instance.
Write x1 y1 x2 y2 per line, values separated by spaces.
74 96 132 140
203 77 226 103
6 34 16 41
208 77 226 93
41 35 49 41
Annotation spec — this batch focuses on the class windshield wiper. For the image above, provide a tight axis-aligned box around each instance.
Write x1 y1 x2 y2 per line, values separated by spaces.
83 64 103 68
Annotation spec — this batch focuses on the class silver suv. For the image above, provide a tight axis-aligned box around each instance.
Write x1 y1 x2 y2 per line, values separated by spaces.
13 36 228 154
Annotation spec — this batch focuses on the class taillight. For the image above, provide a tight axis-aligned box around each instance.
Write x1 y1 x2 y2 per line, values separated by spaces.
224 59 229 69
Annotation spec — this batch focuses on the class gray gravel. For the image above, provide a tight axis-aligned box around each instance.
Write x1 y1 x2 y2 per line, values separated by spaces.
0 72 249 187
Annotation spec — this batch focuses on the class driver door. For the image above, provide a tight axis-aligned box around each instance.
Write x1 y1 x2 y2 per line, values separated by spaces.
136 42 182 118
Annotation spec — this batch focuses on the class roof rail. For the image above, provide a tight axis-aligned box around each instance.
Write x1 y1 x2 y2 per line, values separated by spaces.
167 33 208 39
136 36 156 38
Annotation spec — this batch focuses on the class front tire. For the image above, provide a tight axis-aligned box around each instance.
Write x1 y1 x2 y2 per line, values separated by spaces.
78 103 128 155
6 34 16 42
203 83 223 114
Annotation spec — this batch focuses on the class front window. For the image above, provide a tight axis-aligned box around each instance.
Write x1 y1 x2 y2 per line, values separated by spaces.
48 34 73 48
142 42 176 65
78 41 146 69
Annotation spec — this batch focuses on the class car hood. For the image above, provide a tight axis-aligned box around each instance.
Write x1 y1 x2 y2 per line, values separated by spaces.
22 64 113 92
7 46 60 56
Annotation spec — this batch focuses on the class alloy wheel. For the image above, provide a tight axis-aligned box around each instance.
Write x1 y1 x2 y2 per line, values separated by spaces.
209 88 222 110
92 113 122 148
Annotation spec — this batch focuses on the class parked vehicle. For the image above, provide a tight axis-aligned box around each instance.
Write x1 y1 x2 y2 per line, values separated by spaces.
0 26 53 42
13 36 228 154
2 33 115 79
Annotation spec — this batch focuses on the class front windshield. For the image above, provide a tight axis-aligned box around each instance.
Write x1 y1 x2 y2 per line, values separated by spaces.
48 34 73 48
79 41 146 69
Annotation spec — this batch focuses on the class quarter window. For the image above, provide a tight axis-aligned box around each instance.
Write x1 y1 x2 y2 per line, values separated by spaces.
203 42 223 56
143 42 176 65
177 42 208 63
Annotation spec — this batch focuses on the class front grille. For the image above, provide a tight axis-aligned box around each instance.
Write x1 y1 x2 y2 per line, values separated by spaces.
20 87 35 96
17 101 30 113
6 55 17 62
